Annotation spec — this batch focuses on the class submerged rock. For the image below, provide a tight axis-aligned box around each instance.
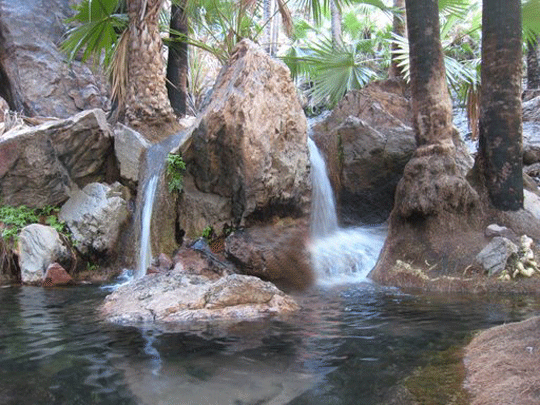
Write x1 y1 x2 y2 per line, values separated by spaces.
101 273 299 325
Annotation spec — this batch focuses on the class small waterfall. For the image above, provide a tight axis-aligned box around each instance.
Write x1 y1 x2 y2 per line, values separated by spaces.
134 130 188 279
136 175 159 278
308 138 339 237
308 138 387 285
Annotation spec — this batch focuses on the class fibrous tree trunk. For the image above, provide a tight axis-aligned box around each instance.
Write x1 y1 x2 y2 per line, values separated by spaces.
477 0 523 211
330 0 342 49
369 0 480 282
166 2 189 117
389 0 406 79
126 0 175 128
527 37 540 90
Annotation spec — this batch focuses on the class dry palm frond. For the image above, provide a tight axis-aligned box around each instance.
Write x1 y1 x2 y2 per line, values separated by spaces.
109 29 130 107
466 83 480 140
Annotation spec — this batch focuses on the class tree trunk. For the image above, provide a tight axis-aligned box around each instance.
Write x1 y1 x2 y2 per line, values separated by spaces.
477 0 523 211
330 0 342 49
369 0 480 282
125 0 175 127
166 2 189 117
527 37 540 90
389 0 406 78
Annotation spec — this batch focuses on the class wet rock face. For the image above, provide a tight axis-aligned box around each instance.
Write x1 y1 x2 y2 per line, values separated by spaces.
0 0 110 116
311 80 416 225
180 39 311 236
0 109 115 207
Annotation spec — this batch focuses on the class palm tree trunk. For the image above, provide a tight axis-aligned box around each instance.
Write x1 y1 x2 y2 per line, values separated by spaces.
389 0 406 78
477 0 523 211
330 0 342 49
126 0 175 127
166 2 189 117
527 37 540 90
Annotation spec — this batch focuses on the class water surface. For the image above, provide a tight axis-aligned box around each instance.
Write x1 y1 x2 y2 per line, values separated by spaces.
1 283 538 405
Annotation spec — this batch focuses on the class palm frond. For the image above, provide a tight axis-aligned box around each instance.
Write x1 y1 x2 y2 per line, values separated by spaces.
108 29 129 104
523 0 540 45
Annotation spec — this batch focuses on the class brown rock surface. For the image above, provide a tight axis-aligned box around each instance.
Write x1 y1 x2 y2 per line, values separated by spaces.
179 39 311 236
43 263 74 287
464 315 540 405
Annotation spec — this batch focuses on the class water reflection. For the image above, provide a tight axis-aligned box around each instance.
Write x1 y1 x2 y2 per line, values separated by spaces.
1 284 539 405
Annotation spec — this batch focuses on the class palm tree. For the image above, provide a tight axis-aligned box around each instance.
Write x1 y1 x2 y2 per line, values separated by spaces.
166 1 189 116
476 0 523 211
125 0 175 128
389 0 405 78
369 0 479 281
527 37 540 90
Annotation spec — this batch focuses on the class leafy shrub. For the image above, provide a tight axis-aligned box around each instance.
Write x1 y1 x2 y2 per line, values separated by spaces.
166 153 186 193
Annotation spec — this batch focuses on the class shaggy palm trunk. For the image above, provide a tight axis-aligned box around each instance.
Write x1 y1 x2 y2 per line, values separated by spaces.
166 2 189 117
389 0 406 78
478 0 523 211
527 37 540 90
330 0 342 49
126 0 175 127
369 0 479 281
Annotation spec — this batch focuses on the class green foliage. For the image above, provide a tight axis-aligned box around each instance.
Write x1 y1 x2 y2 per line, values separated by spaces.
61 0 128 67
201 225 214 240
0 205 70 242
166 153 187 193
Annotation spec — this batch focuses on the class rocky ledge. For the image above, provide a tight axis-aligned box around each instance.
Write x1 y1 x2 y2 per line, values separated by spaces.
101 272 299 325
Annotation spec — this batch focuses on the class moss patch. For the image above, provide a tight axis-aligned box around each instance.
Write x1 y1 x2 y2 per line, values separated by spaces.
404 344 470 405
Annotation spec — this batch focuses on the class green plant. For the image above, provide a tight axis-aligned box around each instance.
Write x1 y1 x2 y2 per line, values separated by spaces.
0 204 72 243
201 225 214 240
166 153 187 193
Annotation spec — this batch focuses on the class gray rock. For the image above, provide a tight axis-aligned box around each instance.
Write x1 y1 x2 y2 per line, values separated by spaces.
0 0 110 117
59 182 129 256
0 109 114 207
113 123 151 184
485 224 516 239
476 237 519 276
18 224 69 284
101 273 299 325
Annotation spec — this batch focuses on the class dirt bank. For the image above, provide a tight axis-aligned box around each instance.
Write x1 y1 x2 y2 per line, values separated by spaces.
464 315 540 405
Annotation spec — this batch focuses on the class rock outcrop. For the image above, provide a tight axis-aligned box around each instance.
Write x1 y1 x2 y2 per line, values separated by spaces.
311 80 415 224
102 273 299 324
178 39 311 237
59 182 129 257
0 109 116 207
18 224 69 284
0 0 109 117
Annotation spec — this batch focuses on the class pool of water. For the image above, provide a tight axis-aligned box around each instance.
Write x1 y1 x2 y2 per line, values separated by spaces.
1 282 538 405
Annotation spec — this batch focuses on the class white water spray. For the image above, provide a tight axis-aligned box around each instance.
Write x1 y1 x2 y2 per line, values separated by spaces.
308 138 386 284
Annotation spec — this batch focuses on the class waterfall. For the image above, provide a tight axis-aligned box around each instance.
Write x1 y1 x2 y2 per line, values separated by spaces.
308 138 339 238
134 131 188 279
308 138 387 285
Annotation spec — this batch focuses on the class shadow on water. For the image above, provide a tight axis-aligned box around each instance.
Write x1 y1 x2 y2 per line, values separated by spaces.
1 284 539 405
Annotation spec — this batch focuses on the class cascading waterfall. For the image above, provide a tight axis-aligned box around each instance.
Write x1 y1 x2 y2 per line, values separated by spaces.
134 130 188 279
308 137 387 285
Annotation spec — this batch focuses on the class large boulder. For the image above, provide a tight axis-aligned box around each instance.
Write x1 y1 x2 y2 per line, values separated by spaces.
18 224 69 284
0 0 110 117
179 39 311 237
311 80 415 224
224 221 313 290
59 182 129 257
0 109 116 207
102 272 299 324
